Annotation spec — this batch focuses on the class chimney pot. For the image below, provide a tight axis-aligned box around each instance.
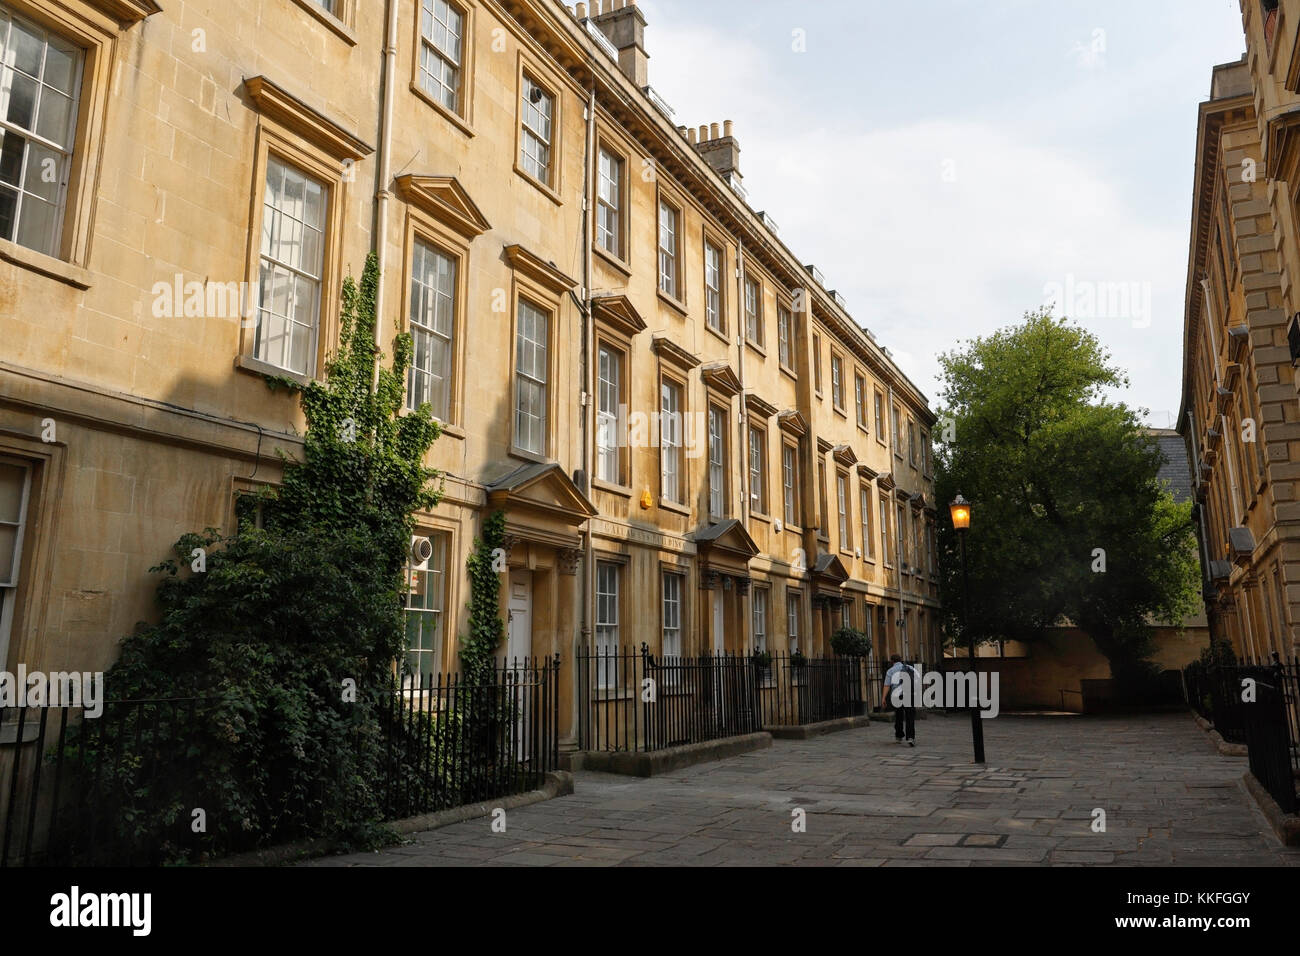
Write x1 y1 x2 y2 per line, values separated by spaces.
688 127 697 144
576 1 586 16
698 124 708 141
710 122 720 139
724 119 734 138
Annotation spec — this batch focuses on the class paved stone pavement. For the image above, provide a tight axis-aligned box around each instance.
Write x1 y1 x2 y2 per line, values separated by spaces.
305 713 1300 867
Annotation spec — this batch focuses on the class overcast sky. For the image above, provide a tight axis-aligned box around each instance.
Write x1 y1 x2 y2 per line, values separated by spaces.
638 0 1247 427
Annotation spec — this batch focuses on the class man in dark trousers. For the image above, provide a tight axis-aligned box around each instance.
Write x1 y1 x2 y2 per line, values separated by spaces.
882 654 919 746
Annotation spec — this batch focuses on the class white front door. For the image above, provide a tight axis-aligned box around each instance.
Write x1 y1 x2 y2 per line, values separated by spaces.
507 570 532 663
712 590 724 655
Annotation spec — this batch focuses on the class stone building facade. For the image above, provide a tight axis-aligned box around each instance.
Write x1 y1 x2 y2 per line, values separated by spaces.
0 0 938 743
1179 30 1299 660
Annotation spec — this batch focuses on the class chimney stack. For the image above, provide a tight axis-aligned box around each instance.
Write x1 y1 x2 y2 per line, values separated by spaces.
593 0 649 88
694 119 741 185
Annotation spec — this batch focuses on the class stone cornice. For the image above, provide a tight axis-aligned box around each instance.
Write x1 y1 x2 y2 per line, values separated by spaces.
503 243 579 294
243 75 374 161
651 334 701 373
742 392 778 420
700 361 741 397
592 293 647 340
85 0 162 24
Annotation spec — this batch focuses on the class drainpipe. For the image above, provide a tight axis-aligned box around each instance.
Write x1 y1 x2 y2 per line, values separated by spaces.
371 0 400 390
735 239 750 655
888 381 908 662
582 86 596 671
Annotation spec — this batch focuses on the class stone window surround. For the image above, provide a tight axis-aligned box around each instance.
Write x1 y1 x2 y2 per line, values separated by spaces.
514 50 563 203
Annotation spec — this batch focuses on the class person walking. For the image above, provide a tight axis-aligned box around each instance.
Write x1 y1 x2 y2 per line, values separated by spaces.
882 654 919 746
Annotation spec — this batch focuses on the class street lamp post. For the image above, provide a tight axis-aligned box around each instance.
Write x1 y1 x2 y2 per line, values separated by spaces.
949 494 986 764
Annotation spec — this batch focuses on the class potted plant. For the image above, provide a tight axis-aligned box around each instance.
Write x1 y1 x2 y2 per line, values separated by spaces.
752 649 773 669
789 650 807 668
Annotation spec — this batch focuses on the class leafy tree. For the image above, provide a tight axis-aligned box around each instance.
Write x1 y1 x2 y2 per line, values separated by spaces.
80 253 442 861
934 309 1199 689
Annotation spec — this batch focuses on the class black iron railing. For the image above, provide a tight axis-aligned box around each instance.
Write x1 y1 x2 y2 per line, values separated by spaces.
0 658 560 867
1184 655 1300 814
575 645 866 752
381 657 560 821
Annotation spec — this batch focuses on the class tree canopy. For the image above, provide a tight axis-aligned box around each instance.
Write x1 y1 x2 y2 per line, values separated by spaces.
933 309 1200 686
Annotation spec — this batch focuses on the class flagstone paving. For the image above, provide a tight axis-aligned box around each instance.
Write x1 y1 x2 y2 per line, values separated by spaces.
303 712 1300 867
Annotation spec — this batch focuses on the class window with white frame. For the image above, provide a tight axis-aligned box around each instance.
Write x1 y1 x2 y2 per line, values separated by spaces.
660 378 683 503
255 157 327 376
407 239 456 419
744 275 762 345
786 589 800 654
658 199 678 298
841 601 851 630
748 424 767 514
0 457 31 666
0 7 81 259
661 571 682 658
777 306 792 368
855 374 866 428
831 354 845 409
704 240 722 331
863 601 874 642
897 503 907 567
782 442 798 526
892 406 902 456
908 421 918 466
520 73 554 184
752 587 768 653
837 472 849 549
708 403 726 519
514 299 549 455
403 530 447 683
596 343 622 483
315 0 340 13
859 484 873 559
874 390 885 439
596 561 619 688
597 148 622 258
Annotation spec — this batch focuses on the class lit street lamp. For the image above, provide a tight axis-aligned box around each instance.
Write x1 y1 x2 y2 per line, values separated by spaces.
949 494 986 764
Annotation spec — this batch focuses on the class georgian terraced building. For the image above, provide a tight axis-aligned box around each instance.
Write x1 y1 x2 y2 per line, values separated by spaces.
1179 1 1300 661
0 0 937 747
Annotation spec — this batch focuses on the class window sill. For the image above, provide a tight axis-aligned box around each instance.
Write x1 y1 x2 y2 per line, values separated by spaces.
593 477 633 499
509 446 552 467
857 423 870 436
657 289 689 318
833 404 848 419
749 511 771 524
0 239 92 290
433 420 465 441
514 164 564 206
745 339 767 359
592 244 631 278
705 323 730 347
659 497 691 516
782 522 803 536
235 353 313 386
290 0 358 45
779 364 798 383
410 82 474 137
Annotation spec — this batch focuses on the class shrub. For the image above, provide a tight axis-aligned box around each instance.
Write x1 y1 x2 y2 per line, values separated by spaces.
830 627 871 657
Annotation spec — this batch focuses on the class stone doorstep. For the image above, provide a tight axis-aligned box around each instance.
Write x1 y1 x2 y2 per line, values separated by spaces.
215 771 576 867
572 732 773 777
1240 771 1300 847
